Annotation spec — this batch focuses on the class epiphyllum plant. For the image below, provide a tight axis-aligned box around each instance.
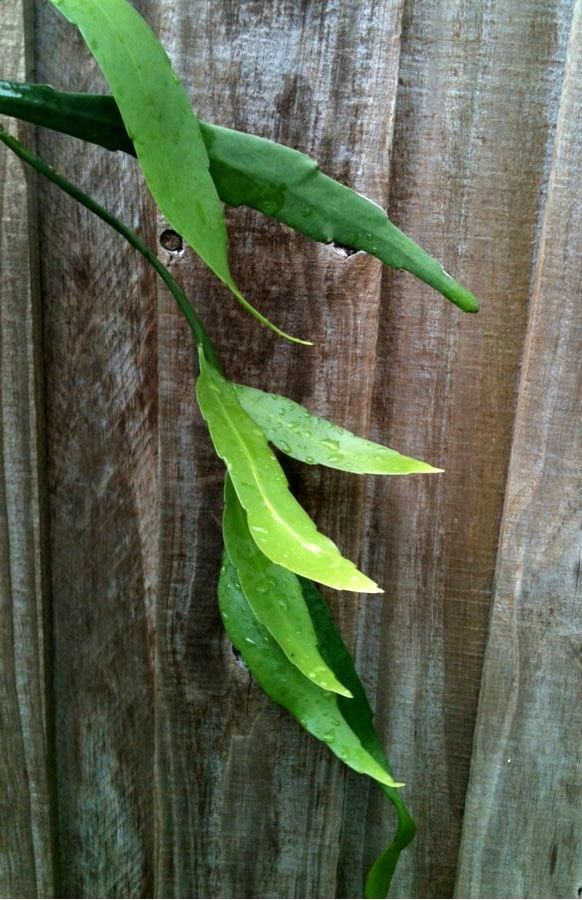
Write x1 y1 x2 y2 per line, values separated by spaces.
0 0 479 895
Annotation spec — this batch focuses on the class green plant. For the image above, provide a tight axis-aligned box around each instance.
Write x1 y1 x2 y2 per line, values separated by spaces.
0 1 479 895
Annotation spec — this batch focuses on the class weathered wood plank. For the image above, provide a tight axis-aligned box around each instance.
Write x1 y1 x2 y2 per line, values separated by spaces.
455 2 582 896
153 1 404 896
34 3 158 894
348 1 575 896
11 0 579 897
0 2 54 897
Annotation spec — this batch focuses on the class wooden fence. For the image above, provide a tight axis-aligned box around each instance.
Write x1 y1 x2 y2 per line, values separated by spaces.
1 0 580 896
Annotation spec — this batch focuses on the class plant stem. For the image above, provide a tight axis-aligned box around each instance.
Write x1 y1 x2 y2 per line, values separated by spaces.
0 125 221 370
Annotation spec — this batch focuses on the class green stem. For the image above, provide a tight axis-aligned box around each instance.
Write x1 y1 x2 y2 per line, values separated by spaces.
0 125 220 370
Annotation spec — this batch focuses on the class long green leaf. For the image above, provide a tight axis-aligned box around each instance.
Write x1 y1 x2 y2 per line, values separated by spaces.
298 577 416 898
234 383 442 475
196 349 380 593
223 476 351 697
218 550 402 790
46 0 308 345
0 81 479 314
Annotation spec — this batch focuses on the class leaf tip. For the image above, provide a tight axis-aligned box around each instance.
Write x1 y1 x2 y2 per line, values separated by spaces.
337 685 354 699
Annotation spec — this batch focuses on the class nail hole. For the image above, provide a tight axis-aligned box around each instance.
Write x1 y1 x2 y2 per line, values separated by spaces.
330 241 359 258
160 229 183 253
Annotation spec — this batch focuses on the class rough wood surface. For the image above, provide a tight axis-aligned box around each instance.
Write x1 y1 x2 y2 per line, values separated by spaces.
0 2 54 897
456 2 582 896
33 4 159 895
355 1 577 896
1 0 580 897
153 2 405 896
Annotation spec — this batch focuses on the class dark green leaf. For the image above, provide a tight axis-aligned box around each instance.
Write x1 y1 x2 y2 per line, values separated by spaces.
218 550 402 789
0 80 479 313
297 578 416 899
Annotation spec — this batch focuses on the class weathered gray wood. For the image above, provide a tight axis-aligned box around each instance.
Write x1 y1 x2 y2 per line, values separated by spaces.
153 2 405 896
0 2 54 896
33 3 158 894
2 0 579 896
350 1 576 896
455 2 582 896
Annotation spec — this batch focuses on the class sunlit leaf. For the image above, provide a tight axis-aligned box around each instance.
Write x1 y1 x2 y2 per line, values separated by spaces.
0 80 479 313
234 383 442 475
223 475 352 697
196 349 380 593
46 1 308 344
218 550 403 790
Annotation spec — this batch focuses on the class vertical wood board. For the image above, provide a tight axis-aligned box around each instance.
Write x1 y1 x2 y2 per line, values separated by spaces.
353 1 574 895
0 1 54 896
153 1 405 896
456 2 582 895
34 2 159 894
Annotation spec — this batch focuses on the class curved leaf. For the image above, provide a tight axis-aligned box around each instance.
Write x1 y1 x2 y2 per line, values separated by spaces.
223 476 351 697
0 81 479 313
234 383 442 475
196 349 380 593
218 550 402 790
47 0 308 345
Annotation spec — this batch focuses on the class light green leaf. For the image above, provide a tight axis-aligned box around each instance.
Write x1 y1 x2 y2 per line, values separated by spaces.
47 0 308 344
234 383 442 475
0 81 480 313
223 476 351 697
196 349 380 593
218 550 403 790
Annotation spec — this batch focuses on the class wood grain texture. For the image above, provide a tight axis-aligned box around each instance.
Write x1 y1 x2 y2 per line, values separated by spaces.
34 3 159 894
348 1 576 896
456 2 582 896
2 0 580 897
0 2 54 896
153 1 405 896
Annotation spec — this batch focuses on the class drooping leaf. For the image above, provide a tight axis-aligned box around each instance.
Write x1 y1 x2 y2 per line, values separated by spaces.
234 383 442 475
297 577 416 899
218 550 403 790
223 476 351 697
196 348 380 593
0 81 479 314
46 1 308 344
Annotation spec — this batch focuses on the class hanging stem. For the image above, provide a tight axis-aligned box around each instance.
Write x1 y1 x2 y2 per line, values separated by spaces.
0 125 221 370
